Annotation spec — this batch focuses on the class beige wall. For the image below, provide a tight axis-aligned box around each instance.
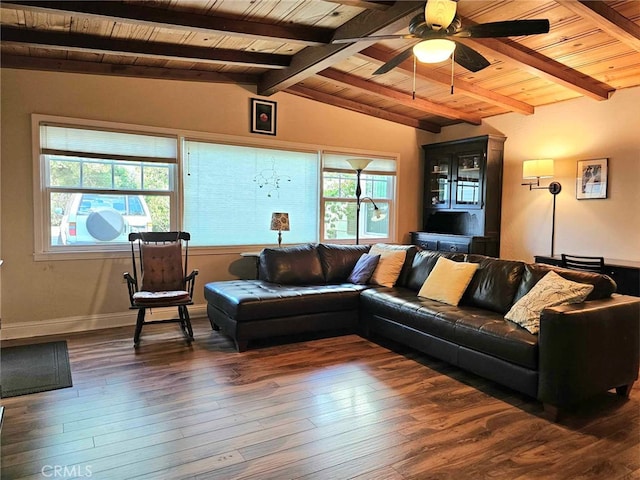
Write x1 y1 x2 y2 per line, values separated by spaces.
0 68 434 338
438 86 640 263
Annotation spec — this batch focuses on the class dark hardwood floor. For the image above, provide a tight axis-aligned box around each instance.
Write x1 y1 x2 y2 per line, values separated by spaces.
1 317 638 479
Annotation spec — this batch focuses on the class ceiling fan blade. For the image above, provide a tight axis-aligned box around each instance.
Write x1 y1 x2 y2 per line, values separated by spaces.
456 19 550 38
452 41 491 72
373 46 416 75
332 34 417 44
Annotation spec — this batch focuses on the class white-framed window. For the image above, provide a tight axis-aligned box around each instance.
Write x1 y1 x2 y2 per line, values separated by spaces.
34 116 178 256
321 153 396 244
183 139 319 246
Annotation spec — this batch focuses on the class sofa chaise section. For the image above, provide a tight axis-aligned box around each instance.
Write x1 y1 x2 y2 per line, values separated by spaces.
205 280 366 352
204 243 372 351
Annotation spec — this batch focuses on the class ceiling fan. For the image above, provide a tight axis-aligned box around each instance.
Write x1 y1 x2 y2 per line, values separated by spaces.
332 0 550 74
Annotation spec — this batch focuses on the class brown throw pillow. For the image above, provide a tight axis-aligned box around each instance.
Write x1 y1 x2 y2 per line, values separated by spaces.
140 242 184 292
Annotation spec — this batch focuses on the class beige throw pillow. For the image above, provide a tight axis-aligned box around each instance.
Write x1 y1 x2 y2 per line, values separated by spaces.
505 270 594 334
369 244 408 288
418 257 478 306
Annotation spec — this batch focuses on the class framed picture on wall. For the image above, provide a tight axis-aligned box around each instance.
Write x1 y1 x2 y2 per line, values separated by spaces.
576 158 608 199
250 98 277 136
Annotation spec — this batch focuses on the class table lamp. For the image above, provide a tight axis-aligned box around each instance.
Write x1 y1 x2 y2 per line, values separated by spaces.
270 212 290 247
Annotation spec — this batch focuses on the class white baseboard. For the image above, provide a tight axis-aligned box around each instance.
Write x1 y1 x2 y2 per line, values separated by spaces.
0 303 207 340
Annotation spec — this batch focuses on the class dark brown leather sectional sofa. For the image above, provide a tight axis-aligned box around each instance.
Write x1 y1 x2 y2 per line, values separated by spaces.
204 243 640 416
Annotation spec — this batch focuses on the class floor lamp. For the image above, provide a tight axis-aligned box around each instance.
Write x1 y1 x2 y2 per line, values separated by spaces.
522 159 562 256
347 158 385 245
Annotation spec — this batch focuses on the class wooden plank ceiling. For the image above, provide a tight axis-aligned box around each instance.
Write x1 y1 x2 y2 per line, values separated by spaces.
2 0 639 133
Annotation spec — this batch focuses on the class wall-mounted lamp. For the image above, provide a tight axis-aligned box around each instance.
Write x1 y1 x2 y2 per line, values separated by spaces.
270 212 290 248
346 158 386 245
521 159 562 256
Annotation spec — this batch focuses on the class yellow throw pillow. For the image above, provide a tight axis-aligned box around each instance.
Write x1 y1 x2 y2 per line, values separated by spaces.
418 257 478 306
369 244 408 288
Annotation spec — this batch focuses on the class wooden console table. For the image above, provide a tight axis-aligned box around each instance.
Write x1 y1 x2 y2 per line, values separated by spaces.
534 255 640 297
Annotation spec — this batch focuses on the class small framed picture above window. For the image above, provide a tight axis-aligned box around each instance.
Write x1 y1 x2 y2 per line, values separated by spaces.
576 158 608 199
250 98 277 136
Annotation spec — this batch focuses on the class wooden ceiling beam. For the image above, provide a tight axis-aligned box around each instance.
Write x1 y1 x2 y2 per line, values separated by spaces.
0 1 333 46
555 1 640 52
1 27 290 69
318 68 482 124
286 84 441 133
322 1 395 11
258 1 424 96
457 36 614 101
359 45 535 115
0 54 258 85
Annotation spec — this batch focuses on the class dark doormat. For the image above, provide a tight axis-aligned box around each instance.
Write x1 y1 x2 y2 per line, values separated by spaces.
0 341 73 398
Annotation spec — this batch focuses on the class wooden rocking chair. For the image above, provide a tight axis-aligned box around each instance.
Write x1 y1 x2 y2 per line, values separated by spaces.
124 232 198 346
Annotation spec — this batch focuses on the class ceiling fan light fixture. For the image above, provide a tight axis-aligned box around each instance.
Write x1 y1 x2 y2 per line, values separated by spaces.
413 39 456 64
425 0 457 30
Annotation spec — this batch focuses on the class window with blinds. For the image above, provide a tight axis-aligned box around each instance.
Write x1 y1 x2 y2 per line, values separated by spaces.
40 123 178 249
322 153 396 243
183 140 319 246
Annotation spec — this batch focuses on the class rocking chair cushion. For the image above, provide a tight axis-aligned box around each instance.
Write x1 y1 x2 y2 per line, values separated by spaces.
133 290 191 306
140 242 185 292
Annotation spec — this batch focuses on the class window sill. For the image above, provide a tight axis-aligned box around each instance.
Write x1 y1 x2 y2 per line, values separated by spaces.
33 244 277 261
34 248 132 262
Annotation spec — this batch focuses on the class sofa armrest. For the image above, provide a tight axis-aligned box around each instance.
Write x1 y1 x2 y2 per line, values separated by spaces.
538 294 640 406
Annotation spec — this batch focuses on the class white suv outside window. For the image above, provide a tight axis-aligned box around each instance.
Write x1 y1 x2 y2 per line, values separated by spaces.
58 193 153 245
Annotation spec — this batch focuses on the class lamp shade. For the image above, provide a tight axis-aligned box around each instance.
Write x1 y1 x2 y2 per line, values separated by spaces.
523 159 554 179
270 212 290 231
425 0 457 30
346 158 373 171
371 209 386 222
413 39 456 63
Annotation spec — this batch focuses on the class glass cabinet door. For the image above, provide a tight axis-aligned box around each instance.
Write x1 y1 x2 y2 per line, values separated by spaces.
454 153 482 208
427 155 451 208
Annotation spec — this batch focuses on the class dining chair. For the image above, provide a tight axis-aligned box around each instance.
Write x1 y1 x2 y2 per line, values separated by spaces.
560 253 605 274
